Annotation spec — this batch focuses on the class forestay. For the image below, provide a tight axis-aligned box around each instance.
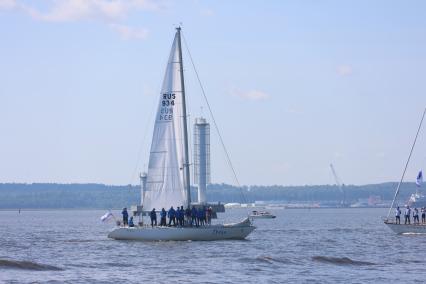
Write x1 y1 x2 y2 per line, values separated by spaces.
143 31 188 211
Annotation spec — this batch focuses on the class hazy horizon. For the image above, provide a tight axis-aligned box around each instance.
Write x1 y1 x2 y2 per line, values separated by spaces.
1 0 426 186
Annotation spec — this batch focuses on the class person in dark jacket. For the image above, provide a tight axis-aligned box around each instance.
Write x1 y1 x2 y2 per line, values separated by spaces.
206 207 213 225
185 207 191 226
129 216 135 227
176 206 181 227
150 208 157 227
191 206 198 227
168 206 176 226
122 208 129 226
160 208 167 226
179 206 185 226
198 207 204 226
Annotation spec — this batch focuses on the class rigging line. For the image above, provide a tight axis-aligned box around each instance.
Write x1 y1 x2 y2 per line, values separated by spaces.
386 106 426 220
181 33 249 208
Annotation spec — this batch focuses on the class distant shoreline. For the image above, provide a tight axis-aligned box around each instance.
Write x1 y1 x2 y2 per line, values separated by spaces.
0 182 418 209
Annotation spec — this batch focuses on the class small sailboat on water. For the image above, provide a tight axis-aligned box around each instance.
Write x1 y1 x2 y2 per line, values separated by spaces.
108 27 255 241
384 107 426 234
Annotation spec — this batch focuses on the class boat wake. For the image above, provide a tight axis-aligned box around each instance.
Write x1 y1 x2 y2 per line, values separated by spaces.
0 259 63 271
312 256 375 266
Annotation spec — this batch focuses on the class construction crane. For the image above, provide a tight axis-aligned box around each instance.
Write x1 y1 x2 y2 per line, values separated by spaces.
330 163 347 207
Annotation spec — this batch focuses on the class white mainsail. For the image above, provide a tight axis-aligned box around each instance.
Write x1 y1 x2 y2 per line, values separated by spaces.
143 31 189 211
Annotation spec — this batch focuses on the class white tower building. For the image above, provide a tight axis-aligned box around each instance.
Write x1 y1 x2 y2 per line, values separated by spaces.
140 172 147 206
193 117 210 204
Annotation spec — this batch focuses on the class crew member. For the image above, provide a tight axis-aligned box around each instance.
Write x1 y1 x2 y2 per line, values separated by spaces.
207 207 213 225
150 208 157 227
168 206 176 226
422 207 426 224
185 207 191 226
191 206 197 227
129 216 135 227
198 207 205 226
179 206 185 226
395 206 401 224
122 207 129 227
404 205 411 225
160 208 167 226
413 208 419 224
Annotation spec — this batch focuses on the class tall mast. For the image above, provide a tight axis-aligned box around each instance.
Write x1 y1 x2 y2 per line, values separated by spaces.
176 27 191 206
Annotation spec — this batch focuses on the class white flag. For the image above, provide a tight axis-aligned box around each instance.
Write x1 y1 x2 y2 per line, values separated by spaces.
100 212 113 222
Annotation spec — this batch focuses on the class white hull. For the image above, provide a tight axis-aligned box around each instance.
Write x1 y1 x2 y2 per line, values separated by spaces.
384 221 426 234
108 218 255 241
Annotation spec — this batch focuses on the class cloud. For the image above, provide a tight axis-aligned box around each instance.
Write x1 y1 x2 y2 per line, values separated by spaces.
0 0 159 40
19 0 159 22
0 0 16 9
110 23 148 40
231 89 269 101
200 8 214 17
337 65 353 77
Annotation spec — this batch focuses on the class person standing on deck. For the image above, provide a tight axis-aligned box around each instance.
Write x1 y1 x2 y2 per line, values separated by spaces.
422 207 426 224
198 207 205 226
176 206 182 226
160 208 167 226
191 206 197 227
404 205 411 224
185 207 191 226
413 208 419 224
150 208 157 227
179 206 185 226
207 207 213 225
395 206 401 224
129 216 135 227
168 206 176 226
122 208 129 227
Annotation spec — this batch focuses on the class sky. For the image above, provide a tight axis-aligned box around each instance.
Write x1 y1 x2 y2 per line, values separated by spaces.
1 0 426 186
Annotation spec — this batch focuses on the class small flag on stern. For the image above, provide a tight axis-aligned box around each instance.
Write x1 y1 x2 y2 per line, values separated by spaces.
101 211 113 222
416 170 423 187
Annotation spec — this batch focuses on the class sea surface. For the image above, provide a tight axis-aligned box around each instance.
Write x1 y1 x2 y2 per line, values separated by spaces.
1 208 426 283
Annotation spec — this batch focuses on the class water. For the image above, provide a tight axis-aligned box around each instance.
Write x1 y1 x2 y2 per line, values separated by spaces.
1 208 426 283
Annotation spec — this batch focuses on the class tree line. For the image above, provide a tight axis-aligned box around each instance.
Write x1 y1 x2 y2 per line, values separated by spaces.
0 182 419 209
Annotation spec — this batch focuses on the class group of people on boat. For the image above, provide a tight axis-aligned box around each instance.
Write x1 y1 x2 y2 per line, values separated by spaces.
395 205 426 225
121 206 213 228
151 206 213 227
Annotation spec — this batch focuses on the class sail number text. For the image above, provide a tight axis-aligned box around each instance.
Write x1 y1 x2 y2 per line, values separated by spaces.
159 93 176 121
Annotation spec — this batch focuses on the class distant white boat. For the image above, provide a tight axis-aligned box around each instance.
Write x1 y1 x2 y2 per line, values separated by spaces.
384 107 426 234
249 210 276 219
108 27 255 241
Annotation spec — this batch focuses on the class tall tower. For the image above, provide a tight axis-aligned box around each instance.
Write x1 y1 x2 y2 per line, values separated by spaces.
140 172 147 206
194 117 210 204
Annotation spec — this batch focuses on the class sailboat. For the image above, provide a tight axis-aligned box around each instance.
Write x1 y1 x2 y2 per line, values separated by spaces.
384 107 426 234
108 27 255 241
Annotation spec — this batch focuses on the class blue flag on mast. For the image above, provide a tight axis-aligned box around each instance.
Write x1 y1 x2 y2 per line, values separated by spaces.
416 170 423 187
